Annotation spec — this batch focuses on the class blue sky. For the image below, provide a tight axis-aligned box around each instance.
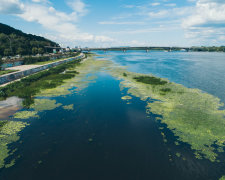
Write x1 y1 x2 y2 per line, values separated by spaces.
0 0 225 47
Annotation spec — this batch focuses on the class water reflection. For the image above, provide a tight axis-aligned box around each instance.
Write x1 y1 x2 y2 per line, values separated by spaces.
0 97 22 119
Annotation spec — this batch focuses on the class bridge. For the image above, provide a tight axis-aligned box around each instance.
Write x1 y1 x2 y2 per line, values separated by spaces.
81 46 191 52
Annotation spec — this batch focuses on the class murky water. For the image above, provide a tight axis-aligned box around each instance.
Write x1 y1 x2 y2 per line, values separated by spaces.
0 51 225 180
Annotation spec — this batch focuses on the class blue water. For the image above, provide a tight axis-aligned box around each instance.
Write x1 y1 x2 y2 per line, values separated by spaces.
96 51 225 105
1 51 225 180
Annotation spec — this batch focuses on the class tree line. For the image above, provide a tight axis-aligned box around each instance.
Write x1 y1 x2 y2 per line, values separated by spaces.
0 23 59 56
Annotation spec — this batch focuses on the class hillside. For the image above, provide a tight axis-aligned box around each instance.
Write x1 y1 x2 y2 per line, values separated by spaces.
0 23 60 56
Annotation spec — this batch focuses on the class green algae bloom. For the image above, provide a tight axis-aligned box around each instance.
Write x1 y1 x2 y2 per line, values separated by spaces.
176 153 181 158
14 111 39 119
220 176 225 180
37 56 111 97
31 99 62 111
121 96 132 100
109 64 225 162
0 121 28 168
63 104 74 110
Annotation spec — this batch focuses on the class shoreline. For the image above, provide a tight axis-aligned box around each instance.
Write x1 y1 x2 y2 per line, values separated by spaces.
0 53 85 87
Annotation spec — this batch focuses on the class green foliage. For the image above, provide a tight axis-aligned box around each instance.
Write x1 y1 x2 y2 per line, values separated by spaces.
0 70 18 76
0 56 3 70
190 46 225 52
134 76 168 85
23 56 50 65
0 23 59 56
0 58 82 107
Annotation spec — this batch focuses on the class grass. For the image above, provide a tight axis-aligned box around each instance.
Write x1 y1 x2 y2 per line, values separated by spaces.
32 57 69 65
133 76 168 85
31 53 81 65
0 70 18 76
0 58 82 107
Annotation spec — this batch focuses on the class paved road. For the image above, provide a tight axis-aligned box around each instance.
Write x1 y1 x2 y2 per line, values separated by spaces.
6 65 42 71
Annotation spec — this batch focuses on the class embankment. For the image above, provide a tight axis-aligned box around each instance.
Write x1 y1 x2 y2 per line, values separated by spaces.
0 53 85 86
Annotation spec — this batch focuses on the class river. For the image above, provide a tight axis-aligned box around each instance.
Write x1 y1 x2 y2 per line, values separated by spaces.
0 51 225 180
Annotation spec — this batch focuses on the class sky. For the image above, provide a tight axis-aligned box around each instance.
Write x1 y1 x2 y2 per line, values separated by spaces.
0 0 225 48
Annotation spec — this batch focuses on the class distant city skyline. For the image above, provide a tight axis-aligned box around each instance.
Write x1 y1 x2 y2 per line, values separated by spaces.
0 0 225 47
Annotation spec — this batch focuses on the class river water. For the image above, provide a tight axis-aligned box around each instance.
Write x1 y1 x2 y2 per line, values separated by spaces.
0 51 225 180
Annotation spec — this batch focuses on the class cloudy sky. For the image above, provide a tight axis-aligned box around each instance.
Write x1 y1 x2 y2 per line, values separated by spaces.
0 0 225 47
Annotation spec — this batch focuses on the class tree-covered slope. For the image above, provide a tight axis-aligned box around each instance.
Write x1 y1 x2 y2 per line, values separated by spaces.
0 23 60 56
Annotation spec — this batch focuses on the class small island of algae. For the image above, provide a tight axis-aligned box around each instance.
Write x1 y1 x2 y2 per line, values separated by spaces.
121 96 132 100
14 111 39 119
31 99 62 111
63 104 74 110
0 121 29 168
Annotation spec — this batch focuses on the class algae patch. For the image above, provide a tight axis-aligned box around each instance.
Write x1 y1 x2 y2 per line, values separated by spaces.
37 55 111 97
0 121 28 168
109 64 225 162
121 96 132 100
31 99 62 111
14 111 39 119
63 104 74 110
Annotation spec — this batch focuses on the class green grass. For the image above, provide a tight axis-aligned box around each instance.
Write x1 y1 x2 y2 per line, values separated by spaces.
0 58 82 107
31 53 80 65
133 76 168 85
0 70 18 76
32 57 69 65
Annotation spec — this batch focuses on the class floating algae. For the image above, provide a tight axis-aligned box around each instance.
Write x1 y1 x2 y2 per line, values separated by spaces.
31 99 62 111
37 56 111 97
14 111 39 119
121 96 132 100
220 176 225 180
63 104 74 110
0 121 28 168
108 63 225 162
176 153 181 158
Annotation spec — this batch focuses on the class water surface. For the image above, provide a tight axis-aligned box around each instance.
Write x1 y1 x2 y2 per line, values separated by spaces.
0 51 225 180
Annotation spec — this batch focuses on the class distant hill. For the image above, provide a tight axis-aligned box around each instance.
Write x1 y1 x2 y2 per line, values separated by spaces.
0 23 60 56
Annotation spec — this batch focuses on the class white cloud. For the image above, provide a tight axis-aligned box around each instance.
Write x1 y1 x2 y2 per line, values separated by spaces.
165 3 176 7
31 0 48 3
0 0 113 46
148 10 168 18
183 1 225 28
182 0 225 44
0 0 24 14
150 3 160 6
99 21 145 25
67 0 87 16
95 36 114 43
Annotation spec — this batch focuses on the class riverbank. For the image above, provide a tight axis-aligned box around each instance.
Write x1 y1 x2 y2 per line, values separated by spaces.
0 53 85 86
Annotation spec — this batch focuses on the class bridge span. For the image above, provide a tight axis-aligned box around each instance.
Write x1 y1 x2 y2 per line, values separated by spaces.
81 46 191 52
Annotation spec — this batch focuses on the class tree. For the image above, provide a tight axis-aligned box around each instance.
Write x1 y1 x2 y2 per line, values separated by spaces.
4 48 12 56
32 47 38 55
38 48 44 54
0 56 3 70
16 47 26 55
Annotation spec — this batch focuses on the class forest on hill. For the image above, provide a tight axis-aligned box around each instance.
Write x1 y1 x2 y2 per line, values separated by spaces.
0 23 59 56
